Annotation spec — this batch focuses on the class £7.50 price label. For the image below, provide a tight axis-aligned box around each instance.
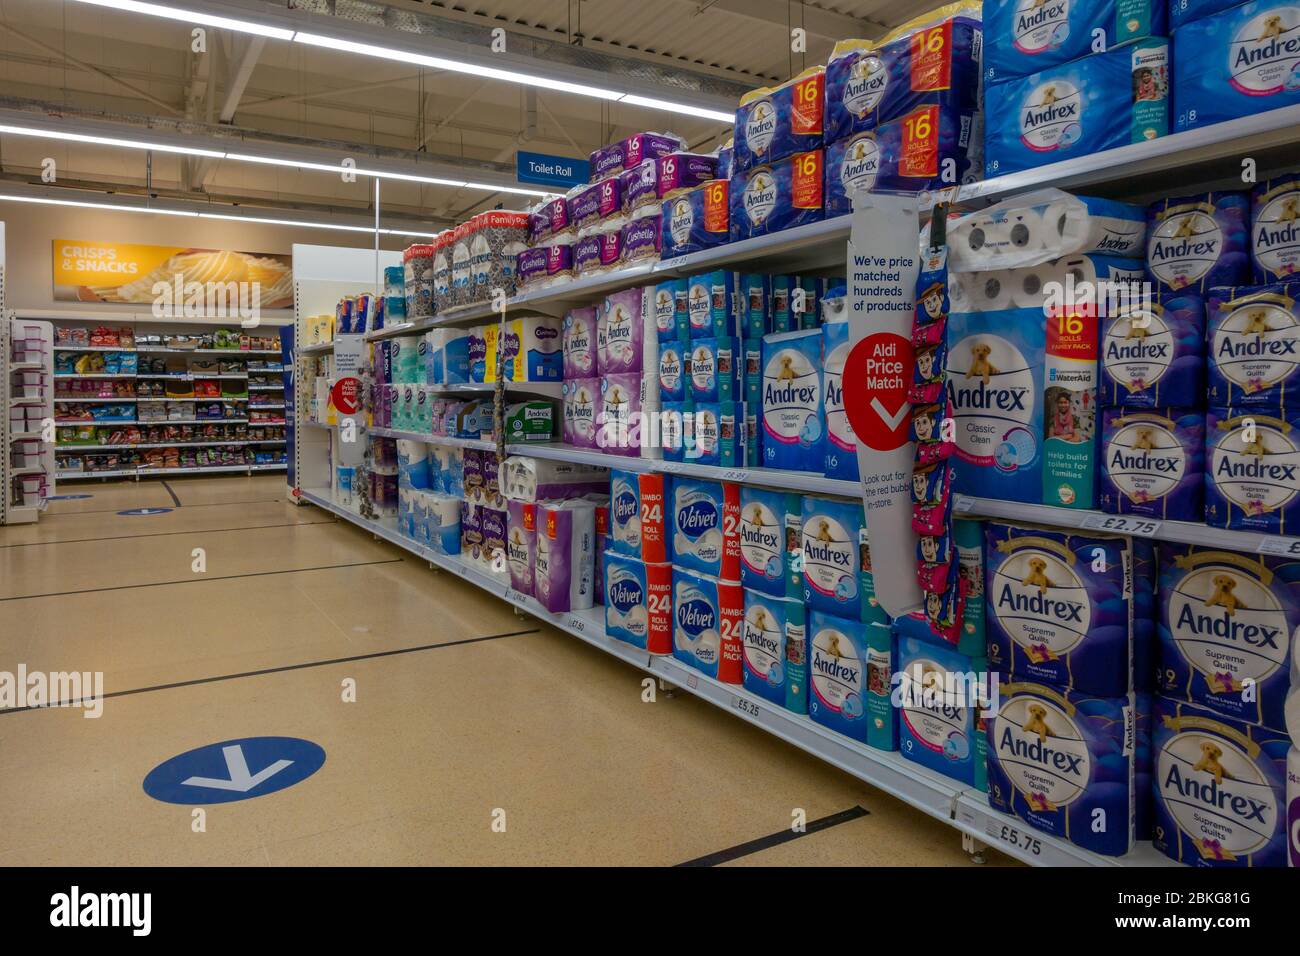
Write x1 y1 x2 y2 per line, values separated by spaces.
1080 514 1161 537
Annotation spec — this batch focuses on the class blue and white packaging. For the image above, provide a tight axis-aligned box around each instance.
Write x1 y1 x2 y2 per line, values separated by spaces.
1173 2 1300 133
671 568 744 682
824 15 982 142
1169 0 1240 30
684 402 745 469
670 477 740 581
822 314 860 480
824 106 981 213
738 486 799 597
729 150 826 242
1153 696 1291 867
396 439 432 490
1146 192 1250 295
947 306 1046 503
1206 282 1300 411
738 274 771 340
652 278 690 342
732 68 825 172
1205 406 1300 534
801 495 865 620
687 336 741 403
983 43 1169 179
1100 293 1206 408
1252 173 1300 285
686 271 739 340
658 339 689 404
895 630 989 787
742 590 803 705
762 328 824 472
604 552 671 652
608 469 668 563
985 0 1168 84
807 610 871 742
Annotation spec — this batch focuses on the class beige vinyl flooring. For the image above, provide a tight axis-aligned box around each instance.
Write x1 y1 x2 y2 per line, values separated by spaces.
0 475 1012 866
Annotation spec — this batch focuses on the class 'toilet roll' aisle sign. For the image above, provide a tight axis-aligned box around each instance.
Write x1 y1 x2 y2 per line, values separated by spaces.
845 191 922 617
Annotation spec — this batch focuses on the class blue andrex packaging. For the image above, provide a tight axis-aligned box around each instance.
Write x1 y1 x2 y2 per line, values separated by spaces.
983 43 1169 179
946 306 1046 504
738 274 771 340
683 402 744 468
730 150 825 242
802 495 879 623
762 328 824 472
1099 407 1206 522
687 271 739 340
1157 544 1299 732
824 16 982 142
1252 173 1300 285
825 105 981 213
894 626 990 788
823 314 860 481
1146 192 1250 295
1172 1 1300 134
1152 697 1291 867
687 336 741 403
1170 0 1240 30
987 682 1137 856
742 590 806 707
984 0 1168 84
1206 282 1300 411
732 68 825 173
807 610 871 742
985 522 1134 698
660 181 729 258
738 485 801 597
652 278 689 342
1099 293 1206 408
658 338 690 404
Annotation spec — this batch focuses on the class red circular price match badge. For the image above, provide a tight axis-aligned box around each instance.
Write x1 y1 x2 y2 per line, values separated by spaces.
331 376 361 416
843 332 913 452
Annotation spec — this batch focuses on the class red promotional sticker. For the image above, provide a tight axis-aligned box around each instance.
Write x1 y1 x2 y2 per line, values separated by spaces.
331 376 361 416
843 332 914 451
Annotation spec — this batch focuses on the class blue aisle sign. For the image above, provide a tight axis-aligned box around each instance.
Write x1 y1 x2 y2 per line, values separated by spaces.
118 508 172 516
143 736 326 804
516 150 588 189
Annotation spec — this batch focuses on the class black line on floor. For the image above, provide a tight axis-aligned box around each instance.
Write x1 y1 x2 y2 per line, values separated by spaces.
46 498 282 517
0 520 335 549
674 806 870 867
159 480 183 508
0 628 540 715
0 558 403 603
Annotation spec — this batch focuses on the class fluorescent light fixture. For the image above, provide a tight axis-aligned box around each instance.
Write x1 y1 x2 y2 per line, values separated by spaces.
224 152 353 175
617 94 735 124
0 193 198 216
67 0 296 41
353 168 469 189
197 211 376 233
0 123 226 159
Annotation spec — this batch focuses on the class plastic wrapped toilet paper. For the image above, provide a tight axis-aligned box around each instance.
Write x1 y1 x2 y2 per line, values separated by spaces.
535 499 597 613
562 378 602 449
396 440 431 490
501 456 607 502
942 189 1147 273
506 500 538 596
969 271 1015 311
598 287 657 376
599 373 662 459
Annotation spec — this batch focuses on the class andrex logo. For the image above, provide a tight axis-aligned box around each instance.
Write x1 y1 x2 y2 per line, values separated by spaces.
952 381 1028 412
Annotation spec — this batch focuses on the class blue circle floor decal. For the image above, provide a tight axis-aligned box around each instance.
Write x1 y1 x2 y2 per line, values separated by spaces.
143 736 326 804
117 508 173 516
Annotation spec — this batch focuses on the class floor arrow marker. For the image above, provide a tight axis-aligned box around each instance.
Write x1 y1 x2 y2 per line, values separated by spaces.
182 744 293 793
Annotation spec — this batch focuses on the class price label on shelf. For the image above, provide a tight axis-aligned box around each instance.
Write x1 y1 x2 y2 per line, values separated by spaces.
686 672 698 690
731 695 761 719
1080 514 1161 537
985 819 1043 857
1257 536 1300 557
503 587 523 606
659 255 689 272
660 461 685 474
721 469 748 482
953 496 975 514
566 614 587 634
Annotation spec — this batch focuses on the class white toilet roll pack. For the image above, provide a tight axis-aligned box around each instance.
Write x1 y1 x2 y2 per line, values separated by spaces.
942 189 1146 273
949 254 1146 313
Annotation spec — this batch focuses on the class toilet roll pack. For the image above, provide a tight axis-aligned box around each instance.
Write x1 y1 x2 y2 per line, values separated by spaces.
534 500 597 614
598 373 661 458
1153 697 1291 867
1158 545 1299 732
686 271 741 340
1290 748 1299 867
762 328 825 472
1100 407 1206 522
500 316 562 382
824 105 981 213
1206 282 1300 411
738 485 802 598
1172 1 1300 134
1100 292 1206 408
729 150 826 242
672 568 744 683
985 522 1135 698
506 500 538 596
741 590 807 709
731 68 825 173
687 336 741 403
983 43 1169 178
609 469 669 563
801 496 878 623
659 181 730 258
1147 191 1251 295
984 0 1166 84
670 478 741 580
563 307 599 379
947 306 1046 504
894 627 989 789
652 278 690 341
1204 406 1300 534
562 379 601 449
987 682 1137 856
598 287 657 375
807 609 874 742
822 299 860 481
682 402 746 468
605 552 672 653
500 456 606 503
1252 173 1300 284
658 339 689 403
944 191 1148 273
823 12 982 143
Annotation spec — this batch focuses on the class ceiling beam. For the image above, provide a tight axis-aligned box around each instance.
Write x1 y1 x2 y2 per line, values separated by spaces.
686 0 884 41
219 36 267 123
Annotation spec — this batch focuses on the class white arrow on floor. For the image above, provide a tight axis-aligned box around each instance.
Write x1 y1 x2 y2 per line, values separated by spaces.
182 745 293 792
870 397 908 432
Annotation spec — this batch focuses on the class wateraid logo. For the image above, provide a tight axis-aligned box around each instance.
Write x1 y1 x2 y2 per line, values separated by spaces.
677 597 716 635
610 578 645 614
677 500 719 536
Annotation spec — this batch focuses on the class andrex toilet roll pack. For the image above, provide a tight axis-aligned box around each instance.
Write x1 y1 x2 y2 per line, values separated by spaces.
984 0 1167 84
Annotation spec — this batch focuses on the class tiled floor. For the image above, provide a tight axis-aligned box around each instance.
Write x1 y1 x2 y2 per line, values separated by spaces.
0 476 1012 866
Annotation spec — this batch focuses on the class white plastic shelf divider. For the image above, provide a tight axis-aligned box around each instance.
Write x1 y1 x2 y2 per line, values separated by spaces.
299 486 1171 867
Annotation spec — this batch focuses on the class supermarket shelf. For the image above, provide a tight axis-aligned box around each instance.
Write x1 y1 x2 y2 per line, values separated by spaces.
137 347 281 355
247 420 287 426
52 345 134 353
367 425 495 450
54 373 136 379
55 418 134 424
135 418 249 426
137 396 248 402
300 486 1171 867
248 403 285 410
510 263 656 312
58 440 283 450
436 381 563 399
136 373 249 381
7 360 45 371
8 430 41 441
248 384 284 390
655 216 851 277
55 397 137 403
58 463 286 480
299 342 334 355
56 469 137 479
